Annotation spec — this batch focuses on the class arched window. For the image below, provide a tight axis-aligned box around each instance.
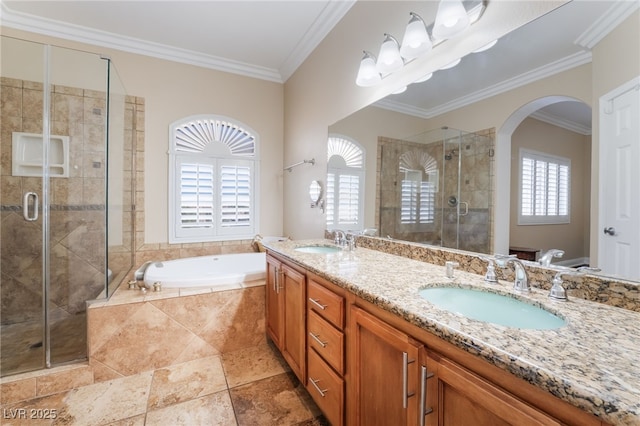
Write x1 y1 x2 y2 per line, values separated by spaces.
399 149 437 225
168 115 259 243
326 134 365 230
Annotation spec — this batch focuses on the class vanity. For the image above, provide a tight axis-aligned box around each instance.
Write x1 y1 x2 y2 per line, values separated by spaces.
264 239 640 426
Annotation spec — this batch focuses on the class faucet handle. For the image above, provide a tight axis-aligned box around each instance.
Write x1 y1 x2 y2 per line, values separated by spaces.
479 256 498 284
494 253 517 268
549 266 601 301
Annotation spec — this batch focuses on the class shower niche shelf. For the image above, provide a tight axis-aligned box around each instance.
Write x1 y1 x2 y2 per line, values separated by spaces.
12 132 70 177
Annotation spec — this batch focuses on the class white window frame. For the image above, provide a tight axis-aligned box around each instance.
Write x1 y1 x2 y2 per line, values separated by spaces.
326 134 365 231
169 115 260 243
518 148 570 225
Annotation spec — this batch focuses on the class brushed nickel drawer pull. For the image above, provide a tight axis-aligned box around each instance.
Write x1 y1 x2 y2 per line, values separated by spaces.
308 298 327 310
402 352 415 409
309 332 327 348
309 377 328 397
419 366 435 426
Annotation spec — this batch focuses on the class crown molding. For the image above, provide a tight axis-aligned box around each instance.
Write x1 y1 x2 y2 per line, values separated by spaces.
0 1 353 83
280 0 355 81
575 0 640 49
530 110 591 136
375 51 592 119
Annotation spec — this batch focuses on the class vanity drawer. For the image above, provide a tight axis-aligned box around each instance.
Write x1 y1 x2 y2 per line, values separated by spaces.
307 278 344 329
307 310 344 374
307 348 344 426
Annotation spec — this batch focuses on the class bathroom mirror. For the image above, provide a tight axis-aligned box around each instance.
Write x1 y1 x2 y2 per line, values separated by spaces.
309 180 323 207
328 1 639 282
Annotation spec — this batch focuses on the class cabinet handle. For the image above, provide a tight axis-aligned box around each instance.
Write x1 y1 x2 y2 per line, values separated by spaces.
309 332 327 348
419 366 435 426
402 352 415 409
309 377 328 397
308 298 327 310
273 267 278 292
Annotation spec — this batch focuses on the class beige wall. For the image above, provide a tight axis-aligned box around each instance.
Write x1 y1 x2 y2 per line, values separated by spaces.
509 118 591 262
2 27 285 246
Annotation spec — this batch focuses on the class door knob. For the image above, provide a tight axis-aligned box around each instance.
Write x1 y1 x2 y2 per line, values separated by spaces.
603 227 616 236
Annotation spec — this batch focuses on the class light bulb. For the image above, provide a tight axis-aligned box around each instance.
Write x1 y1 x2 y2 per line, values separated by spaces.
356 51 381 87
376 34 404 75
400 13 432 60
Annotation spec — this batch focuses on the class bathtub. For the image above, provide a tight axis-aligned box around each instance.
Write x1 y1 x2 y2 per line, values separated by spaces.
142 252 266 288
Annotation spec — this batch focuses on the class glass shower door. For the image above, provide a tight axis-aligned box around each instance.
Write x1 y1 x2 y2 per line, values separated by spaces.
1 37 48 375
0 38 117 376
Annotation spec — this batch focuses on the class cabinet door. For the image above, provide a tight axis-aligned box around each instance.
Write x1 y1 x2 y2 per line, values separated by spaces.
265 255 283 348
423 350 562 426
351 306 422 426
282 263 306 383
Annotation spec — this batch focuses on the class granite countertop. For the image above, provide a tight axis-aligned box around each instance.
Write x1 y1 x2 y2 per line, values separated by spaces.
264 239 640 426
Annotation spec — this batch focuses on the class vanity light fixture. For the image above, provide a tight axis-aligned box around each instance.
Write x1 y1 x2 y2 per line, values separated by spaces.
355 0 485 87
356 51 382 87
400 12 432 60
432 0 470 40
376 34 404 74
392 86 408 94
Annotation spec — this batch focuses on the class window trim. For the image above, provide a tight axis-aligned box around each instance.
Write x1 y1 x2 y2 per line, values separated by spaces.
518 148 570 225
168 115 260 243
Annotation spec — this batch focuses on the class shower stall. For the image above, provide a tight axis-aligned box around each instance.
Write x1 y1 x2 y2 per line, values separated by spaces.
0 37 134 377
378 126 494 253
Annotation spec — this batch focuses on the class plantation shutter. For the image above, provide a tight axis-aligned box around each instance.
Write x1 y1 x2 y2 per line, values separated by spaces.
326 172 335 227
220 163 252 229
337 174 360 225
519 149 570 224
180 162 214 228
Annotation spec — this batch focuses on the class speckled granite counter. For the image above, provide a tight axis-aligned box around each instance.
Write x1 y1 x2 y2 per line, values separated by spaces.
264 239 640 426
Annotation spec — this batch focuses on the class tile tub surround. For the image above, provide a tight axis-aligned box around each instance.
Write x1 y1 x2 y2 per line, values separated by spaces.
86 281 267 378
265 239 640 425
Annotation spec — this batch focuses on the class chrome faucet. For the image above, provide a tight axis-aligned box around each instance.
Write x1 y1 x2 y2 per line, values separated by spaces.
495 254 530 292
333 230 346 246
539 249 565 266
549 266 600 301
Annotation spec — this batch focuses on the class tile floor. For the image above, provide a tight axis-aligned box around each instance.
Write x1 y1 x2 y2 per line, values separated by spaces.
1 342 327 426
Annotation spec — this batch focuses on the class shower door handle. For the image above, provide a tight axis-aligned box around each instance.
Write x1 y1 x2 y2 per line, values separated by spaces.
23 192 39 222
458 201 468 216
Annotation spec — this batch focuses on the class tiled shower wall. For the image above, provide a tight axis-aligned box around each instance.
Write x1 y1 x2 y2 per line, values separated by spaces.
376 128 495 254
0 78 136 325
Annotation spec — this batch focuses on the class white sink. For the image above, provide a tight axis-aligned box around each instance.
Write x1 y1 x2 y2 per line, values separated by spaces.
418 286 566 330
294 245 342 254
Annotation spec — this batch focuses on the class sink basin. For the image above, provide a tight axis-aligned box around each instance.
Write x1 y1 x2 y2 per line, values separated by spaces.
418 287 566 330
294 245 342 254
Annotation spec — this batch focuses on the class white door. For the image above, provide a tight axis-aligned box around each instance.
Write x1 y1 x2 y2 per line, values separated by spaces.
599 77 640 280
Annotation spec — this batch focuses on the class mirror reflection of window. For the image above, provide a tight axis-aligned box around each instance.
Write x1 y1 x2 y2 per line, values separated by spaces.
326 135 365 231
518 149 570 225
399 150 438 227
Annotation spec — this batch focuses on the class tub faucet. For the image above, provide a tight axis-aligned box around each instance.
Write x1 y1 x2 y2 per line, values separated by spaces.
539 249 565 266
495 254 530 292
549 266 600 301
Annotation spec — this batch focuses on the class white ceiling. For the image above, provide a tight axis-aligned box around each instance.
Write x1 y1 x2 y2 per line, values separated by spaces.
1 0 355 82
1 1 637 133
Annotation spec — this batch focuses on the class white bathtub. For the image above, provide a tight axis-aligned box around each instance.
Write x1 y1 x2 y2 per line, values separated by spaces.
143 252 266 288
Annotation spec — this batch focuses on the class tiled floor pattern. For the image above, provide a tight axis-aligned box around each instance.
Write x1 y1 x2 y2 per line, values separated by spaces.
1 343 327 425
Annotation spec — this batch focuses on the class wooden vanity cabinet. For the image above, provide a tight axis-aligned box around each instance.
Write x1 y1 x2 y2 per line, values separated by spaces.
422 350 562 426
265 253 306 383
305 274 347 426
351 306 422 426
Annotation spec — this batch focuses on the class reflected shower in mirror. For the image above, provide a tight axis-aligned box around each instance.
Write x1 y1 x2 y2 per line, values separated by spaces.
328 1 639 282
